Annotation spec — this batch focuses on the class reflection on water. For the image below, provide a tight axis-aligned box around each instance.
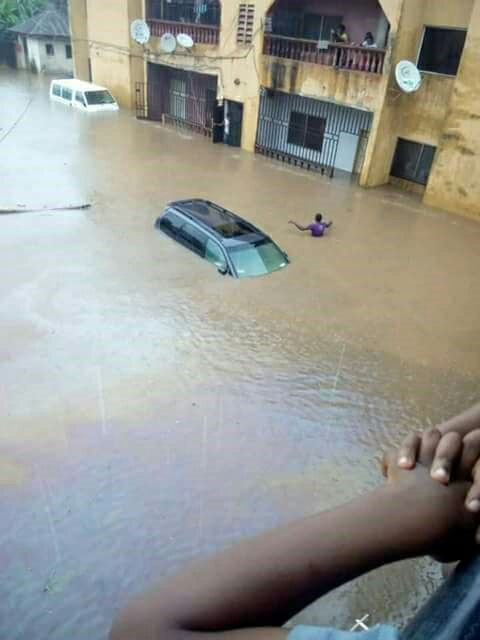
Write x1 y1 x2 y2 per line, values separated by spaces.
1 70 480 639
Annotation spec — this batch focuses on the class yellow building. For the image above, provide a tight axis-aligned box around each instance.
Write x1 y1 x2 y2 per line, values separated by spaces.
69 0 480 219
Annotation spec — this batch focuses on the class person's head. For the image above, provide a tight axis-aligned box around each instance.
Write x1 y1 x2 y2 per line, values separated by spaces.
337 24 346 35
364 31 374 43
315 213 323 223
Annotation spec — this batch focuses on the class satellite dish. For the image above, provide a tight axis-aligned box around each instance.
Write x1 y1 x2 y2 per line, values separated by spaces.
130 19 150 45
160 33 177 53
177 33 194 49
395 60 422 93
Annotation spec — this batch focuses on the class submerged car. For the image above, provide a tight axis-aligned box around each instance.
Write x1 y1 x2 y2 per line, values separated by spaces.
155 199 290 279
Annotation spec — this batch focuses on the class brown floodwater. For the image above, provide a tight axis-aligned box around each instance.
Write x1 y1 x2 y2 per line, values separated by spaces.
1 69 480 640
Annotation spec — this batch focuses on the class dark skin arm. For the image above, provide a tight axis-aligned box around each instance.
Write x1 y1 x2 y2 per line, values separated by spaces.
110 446 478 640
398 403 480 510
288 221 310 232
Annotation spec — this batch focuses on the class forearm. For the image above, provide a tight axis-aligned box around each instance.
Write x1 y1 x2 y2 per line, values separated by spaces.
437 402 480 438
111 486 424 637
290 222 307 231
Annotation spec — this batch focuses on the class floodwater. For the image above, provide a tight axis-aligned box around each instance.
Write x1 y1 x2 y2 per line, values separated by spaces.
1 69 480 639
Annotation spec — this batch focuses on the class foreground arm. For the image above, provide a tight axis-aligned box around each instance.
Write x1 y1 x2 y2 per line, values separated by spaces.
111 465 476 640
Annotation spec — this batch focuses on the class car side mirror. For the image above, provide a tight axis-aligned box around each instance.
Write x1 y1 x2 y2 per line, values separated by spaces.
218 265 228 276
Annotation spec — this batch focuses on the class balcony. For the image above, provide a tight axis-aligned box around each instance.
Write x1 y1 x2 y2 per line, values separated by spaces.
264 0 389 75
147 19 220 45
263 34 386 74
147 0 220 46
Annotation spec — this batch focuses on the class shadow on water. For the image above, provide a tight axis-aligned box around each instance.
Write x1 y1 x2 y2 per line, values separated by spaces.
1 69 480 639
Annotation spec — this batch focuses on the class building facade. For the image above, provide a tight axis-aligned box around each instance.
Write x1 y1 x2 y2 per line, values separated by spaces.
69 0 480 220
11 2 73 75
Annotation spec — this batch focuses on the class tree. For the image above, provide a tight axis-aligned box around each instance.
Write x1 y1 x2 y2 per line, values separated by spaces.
0 0 48 35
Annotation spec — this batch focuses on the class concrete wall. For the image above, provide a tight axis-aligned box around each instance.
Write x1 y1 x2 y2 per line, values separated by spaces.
70 0 145 108
360 0 475 192
424 0 480 219
16 36 72 74
69 0 90 80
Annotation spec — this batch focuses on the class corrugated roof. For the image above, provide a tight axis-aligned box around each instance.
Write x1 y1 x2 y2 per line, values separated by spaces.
9 3 70 38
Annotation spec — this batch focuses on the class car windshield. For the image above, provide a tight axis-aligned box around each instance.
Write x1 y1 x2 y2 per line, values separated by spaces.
228 240 288 278
85 90 115 105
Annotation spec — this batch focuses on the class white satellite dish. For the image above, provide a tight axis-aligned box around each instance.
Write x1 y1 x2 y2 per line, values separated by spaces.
160 33 177 53
177 33 194 49
130 19 150 45
395 60 422 93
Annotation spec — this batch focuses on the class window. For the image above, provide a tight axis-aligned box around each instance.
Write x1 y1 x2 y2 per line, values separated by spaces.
75 91 85 106
45 43 54 56
287 111 326 151
205 239 227 270
303 15 342 41
159 210 184 237
390 138 436 185
52 83 61 97
65 44 72 59
237 4 255 45
418 27 467 76
178 222 208 256
271 10 341 40
61 87 72 100
85 90 115 105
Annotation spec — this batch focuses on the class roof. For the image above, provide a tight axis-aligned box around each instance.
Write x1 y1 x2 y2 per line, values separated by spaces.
169 199 261 241
51 79 109 92
9 3 70 38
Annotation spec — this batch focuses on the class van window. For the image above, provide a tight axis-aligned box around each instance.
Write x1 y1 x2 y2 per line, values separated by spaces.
178 223 208 256
75 91 85 105
61 87 72 101
85 90 116 105
52 83 61 97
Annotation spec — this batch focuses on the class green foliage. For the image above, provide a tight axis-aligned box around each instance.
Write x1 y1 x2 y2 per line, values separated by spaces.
0 0 48 34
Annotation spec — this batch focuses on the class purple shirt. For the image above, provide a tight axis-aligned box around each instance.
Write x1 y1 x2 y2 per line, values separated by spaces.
308 222 327 237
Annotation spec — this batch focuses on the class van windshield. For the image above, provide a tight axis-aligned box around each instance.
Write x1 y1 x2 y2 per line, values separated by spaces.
85 90 115 105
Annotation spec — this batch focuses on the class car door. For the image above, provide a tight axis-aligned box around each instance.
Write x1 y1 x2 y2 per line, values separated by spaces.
176 222 208 258
205 238 229 274
158 210 185 239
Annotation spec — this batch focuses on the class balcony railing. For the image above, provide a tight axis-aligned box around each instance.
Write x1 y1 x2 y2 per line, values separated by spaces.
263 34 386 74
147 19 220 45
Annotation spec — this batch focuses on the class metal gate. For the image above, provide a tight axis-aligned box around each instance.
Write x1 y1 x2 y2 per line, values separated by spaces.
255 89 373 176
135 64 218 138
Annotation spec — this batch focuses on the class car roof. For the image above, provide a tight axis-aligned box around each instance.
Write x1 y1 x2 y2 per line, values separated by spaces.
51 79 110 92
166 199 266 244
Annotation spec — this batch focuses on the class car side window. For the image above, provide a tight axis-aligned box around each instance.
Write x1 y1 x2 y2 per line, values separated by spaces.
178 223 207 257
62 87 72 101
205 239 227 271
159 210 184 238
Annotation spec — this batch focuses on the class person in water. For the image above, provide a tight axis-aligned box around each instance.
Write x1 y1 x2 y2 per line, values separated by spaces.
289 213 332 237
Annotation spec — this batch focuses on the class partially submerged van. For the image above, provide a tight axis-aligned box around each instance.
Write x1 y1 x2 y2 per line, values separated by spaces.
50 79 119 112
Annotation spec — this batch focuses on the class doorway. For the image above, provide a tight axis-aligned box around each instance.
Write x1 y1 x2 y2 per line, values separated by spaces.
224 100 243 147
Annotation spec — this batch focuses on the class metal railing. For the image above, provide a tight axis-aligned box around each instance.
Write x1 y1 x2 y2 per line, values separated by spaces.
147 19 220 45
263 34 386 74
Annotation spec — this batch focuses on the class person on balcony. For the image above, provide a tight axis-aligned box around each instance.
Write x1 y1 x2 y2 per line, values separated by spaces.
330 24 350 44
361 32 377 48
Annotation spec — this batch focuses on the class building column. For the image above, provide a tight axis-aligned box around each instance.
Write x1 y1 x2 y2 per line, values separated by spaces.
423 0 480 220
69 0 90 80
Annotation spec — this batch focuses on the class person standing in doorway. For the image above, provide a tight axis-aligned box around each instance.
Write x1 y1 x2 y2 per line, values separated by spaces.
289 213 332 237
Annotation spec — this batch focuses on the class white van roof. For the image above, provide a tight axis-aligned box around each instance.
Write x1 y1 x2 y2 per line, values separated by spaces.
51 79 111 92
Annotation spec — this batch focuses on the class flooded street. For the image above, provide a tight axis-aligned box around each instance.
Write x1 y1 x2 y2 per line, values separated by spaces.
1 69 480 639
